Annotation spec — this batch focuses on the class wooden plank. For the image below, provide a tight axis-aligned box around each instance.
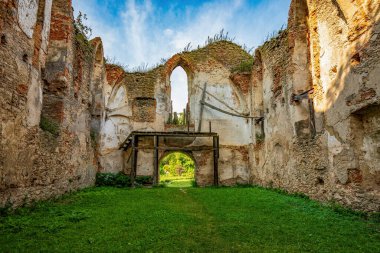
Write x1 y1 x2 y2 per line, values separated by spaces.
186 103 190 133
153 135 159 185
135 146 215 151
201 101 262 119
213 136 219 186
308 98 316 138
131 132 218 137
130 135 138 186
198 83 207 132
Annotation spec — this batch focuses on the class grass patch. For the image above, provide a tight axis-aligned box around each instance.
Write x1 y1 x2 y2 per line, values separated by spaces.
0 187 379 252
39 115 60 136
160 176 195 188
231 58 254 73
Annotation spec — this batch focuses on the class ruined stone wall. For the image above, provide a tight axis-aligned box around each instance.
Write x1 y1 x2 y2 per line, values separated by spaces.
250 0 380 211
0 0 102 207
2 0 378 211
99 41 253 186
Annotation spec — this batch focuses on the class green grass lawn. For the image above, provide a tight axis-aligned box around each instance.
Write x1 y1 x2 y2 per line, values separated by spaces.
0 187 379 252
160 175 195 188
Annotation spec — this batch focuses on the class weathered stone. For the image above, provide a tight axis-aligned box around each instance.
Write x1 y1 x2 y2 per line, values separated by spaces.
1 0 379 212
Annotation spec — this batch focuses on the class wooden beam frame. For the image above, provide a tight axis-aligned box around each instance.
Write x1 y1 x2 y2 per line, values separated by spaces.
123 131 219 186
153 136 159 185
213 136 219 186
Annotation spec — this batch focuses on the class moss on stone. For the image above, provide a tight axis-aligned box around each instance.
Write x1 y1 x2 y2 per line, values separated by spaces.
40 116 60 137
231 58 255 73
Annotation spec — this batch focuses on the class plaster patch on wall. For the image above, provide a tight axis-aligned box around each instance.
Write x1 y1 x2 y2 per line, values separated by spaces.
18 0 39 39
327 131 343 161
26 68 42 127
41 0 53 53
318 21 333 95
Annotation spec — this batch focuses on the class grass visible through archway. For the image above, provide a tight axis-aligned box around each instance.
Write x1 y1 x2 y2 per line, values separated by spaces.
159 152 195 187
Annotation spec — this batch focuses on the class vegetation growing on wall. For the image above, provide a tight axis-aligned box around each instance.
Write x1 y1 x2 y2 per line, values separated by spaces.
105 56 129 72
39 116 60 137
74 12 93 58
259 27 288 54
231 58 255 73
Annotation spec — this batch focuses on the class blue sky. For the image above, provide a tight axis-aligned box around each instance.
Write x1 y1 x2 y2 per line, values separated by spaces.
72 0 291 112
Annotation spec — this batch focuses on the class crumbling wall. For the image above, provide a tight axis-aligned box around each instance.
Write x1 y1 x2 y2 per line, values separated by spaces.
100 41 253 186
0 0 103 207
250 0 380 211
1 0 378 211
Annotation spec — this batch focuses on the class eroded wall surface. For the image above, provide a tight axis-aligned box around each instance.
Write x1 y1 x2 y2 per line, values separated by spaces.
0 0 103 206
250 0 380 211
100 42 253 186
1 0 379 211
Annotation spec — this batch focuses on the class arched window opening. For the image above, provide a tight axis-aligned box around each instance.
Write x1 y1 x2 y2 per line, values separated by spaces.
159 152 195 187
168 66 188 125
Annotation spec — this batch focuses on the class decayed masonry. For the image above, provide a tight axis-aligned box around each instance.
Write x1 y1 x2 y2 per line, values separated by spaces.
1 0 379 211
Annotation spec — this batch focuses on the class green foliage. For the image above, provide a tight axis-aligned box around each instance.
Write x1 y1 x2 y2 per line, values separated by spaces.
95 173 153 187
167 112 186 125
0 187 379 252
95 173 131 187
172 112 179 125
0 201 12 217
159 152 195 178
39 115 60 136
182 42 192 52
90 129 97 147
205 29 235 45
231 58 254 73
255 133 265 143
66 211 90 223
74 11 92 40
263 24 286 43
74 11 93 57
135 176 153 185
105 56 129 71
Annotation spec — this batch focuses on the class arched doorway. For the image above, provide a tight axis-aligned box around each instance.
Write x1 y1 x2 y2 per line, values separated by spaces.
159 151 195 187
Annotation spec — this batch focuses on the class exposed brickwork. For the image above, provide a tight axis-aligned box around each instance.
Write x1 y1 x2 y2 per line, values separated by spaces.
1 0 379 212
0 0 98 207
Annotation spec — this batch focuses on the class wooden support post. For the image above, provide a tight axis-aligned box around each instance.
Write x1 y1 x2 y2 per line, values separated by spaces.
131 135 138 186
198 83 207 132
308 98 316 138
187 103 190 133
213 136 219 186
153 135 159 185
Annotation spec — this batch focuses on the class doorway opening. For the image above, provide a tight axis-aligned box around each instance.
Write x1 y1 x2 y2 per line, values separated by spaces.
159 152 195 187
169 66 188 125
